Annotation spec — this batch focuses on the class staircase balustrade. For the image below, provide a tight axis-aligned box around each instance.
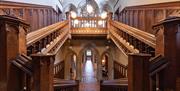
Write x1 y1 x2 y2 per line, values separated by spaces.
71 17 108 35
71 17 107 29
26 20 69 55
109 20 155 56
114 61 128 79
54 61 65 79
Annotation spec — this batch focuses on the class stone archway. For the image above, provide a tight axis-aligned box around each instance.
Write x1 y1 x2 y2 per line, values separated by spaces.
101 50 114 80
77 43 101 81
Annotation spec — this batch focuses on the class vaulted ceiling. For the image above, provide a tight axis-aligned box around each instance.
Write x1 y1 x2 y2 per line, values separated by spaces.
60 0 119 12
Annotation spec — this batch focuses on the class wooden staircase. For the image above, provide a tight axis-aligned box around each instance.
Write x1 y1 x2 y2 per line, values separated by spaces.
1 9 180 90
12 53 79 91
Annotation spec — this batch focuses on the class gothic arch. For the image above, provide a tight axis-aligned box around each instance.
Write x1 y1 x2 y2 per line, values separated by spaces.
63 3 78 13
76 43 102 80
101 49 114 79
102 3 113 13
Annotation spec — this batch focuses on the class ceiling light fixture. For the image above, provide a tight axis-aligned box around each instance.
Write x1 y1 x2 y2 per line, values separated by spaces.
98 20 103 25
74 19 79 24
101 11 107 19
70 11 77 19
87 4 93 13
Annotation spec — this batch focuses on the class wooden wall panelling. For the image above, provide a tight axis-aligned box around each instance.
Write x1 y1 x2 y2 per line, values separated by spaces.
138 10 144 31
54 11 57 23
0 1 63 32
145 10 154 34
42 9 45 28
47 10 50 25
120 13 122 22
133 10 138 28
50 10 52 25
45 9 48 26
29 9 33 32
38 9 42 28
51 10 54 24
129 10 133 26
117 1 180 34
33 9 38 31
125 11 128 24
123 11 126 23
154 10 164 24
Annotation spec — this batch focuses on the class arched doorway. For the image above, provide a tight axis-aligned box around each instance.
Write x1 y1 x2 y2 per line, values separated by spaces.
78 43 100 91
101 51 114 80
101 54 109 79
81 48 98 82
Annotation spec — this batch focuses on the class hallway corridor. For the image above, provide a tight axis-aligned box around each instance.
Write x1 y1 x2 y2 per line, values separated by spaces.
79 60 100 91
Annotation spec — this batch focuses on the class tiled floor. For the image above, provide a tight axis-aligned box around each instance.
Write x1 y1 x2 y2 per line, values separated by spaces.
79 60 100 91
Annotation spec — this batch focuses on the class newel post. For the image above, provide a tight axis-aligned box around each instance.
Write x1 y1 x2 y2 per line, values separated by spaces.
128 53 151 91
0 15 29 91
153 17 180 91
31 54 55 91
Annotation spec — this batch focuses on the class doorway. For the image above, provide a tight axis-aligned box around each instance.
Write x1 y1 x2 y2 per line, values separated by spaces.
80 49 99 91
101 54 109 80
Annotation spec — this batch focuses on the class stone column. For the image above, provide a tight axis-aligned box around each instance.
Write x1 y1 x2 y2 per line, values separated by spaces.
0 15 29 91
97 55 102 81
154 17 180 91
108 55 114 80
31 54 55 91
76 55 82 80
64 56 71 80
128 53 151 91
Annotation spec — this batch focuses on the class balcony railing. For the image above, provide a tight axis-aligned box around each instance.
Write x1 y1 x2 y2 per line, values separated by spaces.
71 17 107 29
70 17 107 35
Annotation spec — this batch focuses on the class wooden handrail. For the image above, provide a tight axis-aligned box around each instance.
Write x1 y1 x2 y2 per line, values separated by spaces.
26 20 68 46
110 20 156 48
26 20 69 55
41 26 69 54
71 17 107 29
109 28 139 54
73 17 106 20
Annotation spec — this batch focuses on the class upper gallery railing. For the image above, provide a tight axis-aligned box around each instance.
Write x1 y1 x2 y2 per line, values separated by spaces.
70 17 108 35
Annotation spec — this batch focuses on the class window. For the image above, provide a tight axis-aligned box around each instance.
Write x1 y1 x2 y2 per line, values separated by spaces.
86 50 92 56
